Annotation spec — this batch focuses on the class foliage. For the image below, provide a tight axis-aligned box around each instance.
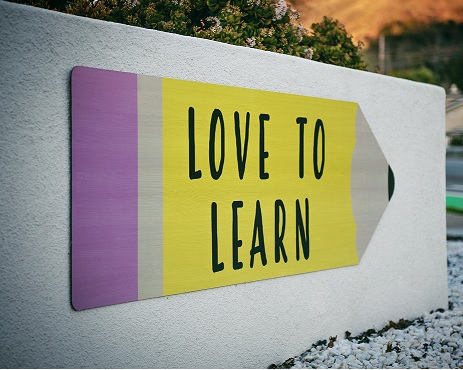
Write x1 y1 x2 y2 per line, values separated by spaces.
310 16 365 68
390 66 438 85
450 134 463 146
366 20 463 90
9 0 367 70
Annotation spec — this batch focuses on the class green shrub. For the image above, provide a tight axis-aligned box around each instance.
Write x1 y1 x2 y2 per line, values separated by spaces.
390 66 438 85
9 0 367 70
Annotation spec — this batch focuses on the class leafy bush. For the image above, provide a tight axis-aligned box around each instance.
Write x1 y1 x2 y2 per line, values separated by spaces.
9 0 367 70
390 66 438 85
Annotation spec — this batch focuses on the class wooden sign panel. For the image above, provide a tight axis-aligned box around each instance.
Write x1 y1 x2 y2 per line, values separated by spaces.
71 66 394 310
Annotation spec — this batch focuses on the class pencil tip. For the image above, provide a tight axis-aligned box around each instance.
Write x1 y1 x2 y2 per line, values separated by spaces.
388 166 395 200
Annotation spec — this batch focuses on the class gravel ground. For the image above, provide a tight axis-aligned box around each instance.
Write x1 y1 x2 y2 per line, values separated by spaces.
270 240 463 369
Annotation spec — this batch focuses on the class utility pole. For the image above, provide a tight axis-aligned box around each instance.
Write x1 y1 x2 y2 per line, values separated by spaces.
379 34 386 74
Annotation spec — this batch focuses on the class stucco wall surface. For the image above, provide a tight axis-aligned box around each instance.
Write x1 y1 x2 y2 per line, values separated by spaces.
0 1 447 368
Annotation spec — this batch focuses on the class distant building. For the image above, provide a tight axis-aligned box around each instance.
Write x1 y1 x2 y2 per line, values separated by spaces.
446 85 463 147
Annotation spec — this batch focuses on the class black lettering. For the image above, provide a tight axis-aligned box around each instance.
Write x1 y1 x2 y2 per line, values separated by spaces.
313 119 325 180
211 202 224 272
250 200 267 268
275 199 287 263
296 117 307 179
232 200 244 270
209 109 225 180
259 113 270 179
295 198 310 261
188 107 202 179
234 111 250 180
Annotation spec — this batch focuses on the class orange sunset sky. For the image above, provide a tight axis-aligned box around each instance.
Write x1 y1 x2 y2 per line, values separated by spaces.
289 0 463 44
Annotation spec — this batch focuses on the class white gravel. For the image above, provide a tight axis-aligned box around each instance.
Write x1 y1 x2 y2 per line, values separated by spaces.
270 240 463 369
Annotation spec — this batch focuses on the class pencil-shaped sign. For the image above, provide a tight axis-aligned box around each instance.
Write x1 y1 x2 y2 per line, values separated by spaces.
72 66 394 310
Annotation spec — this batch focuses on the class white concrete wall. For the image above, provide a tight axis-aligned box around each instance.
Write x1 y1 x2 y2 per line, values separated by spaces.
0 1 447 368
